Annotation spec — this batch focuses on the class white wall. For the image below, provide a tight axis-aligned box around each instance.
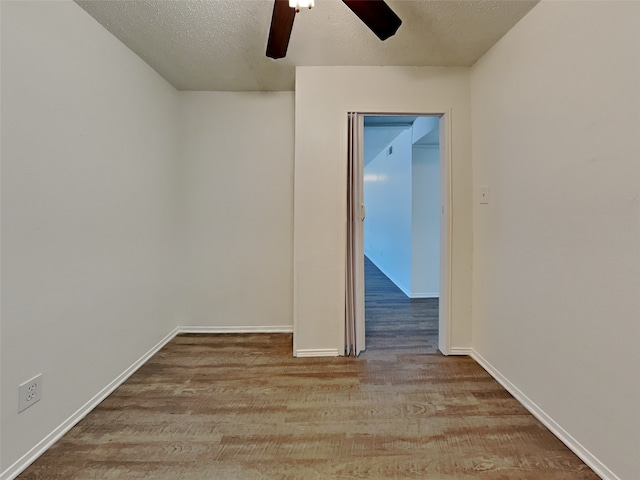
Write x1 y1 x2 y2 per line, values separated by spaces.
294 67 472 355
364 128 413 294
471 1 640 479
364 127 440 299
411 146 440 297
411 116 439 144
1 1 179 474
178 92 294 330
364 125 407 166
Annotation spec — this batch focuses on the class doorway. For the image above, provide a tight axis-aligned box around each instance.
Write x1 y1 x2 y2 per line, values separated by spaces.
345 112 452 357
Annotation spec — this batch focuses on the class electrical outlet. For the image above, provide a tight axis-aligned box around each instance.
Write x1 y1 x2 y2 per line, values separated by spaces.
18 374 43 413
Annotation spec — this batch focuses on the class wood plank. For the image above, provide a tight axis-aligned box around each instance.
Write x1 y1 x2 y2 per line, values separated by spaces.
18 261 598 479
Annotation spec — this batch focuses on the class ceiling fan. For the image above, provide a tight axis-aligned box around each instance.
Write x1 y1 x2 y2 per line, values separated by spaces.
266 0 402 59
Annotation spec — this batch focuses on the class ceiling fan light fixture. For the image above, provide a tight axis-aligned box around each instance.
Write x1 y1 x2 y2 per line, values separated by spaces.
289 0 314 11
268 0 400 60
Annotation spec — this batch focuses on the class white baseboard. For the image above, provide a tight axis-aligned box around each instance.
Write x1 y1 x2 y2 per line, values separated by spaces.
178 325 293 334
470 349 620 480
448 346 472 356
1 327 180 480
1 325 295 479
295 348 340 357
3 337 620 480
409 292 439 299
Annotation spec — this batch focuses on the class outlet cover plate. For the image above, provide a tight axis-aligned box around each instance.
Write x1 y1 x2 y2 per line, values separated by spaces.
18 374 43 413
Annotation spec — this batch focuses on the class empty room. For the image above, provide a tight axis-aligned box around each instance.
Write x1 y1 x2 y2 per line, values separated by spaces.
1 1 638 479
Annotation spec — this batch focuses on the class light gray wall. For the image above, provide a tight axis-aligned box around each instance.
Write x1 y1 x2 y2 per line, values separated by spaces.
364 126 407 167
363 128 440 299
364 128 413 294
1 5 297 475
178 92 294 330
6 1 635 479
294 66 472 355
411 146 440 297
1 1 180 472
470 1 640 479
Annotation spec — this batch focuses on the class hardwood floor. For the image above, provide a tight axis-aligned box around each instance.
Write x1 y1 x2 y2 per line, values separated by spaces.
18 263 599 479
365 256 439 354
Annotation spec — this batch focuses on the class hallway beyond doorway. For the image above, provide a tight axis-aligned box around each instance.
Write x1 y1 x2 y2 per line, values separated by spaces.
364 256 439 355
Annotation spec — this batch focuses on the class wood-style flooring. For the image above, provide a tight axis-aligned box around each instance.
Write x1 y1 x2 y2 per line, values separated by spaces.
365 256 439 354
18 261 598 479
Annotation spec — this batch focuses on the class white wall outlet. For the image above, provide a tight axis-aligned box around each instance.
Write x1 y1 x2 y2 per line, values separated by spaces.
18 374 43 413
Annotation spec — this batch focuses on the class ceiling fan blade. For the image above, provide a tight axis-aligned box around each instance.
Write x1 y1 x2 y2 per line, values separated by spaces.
342 0 402 41
266 0 296 59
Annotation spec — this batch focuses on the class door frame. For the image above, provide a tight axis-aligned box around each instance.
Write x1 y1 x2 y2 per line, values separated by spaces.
343 110 453 355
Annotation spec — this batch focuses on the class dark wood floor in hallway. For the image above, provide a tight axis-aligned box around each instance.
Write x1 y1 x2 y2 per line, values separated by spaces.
365 256 439 354
18 261 598 479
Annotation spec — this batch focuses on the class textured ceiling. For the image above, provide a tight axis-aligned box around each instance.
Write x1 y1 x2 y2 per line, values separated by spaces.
75 0 538 91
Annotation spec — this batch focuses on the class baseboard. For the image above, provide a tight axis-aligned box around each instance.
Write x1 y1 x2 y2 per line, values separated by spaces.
448 346 472 356
295 348 340 357
178 325 294 334
470 349 620 480
409 292 439 299
1 325 297 479
1 327 180 480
